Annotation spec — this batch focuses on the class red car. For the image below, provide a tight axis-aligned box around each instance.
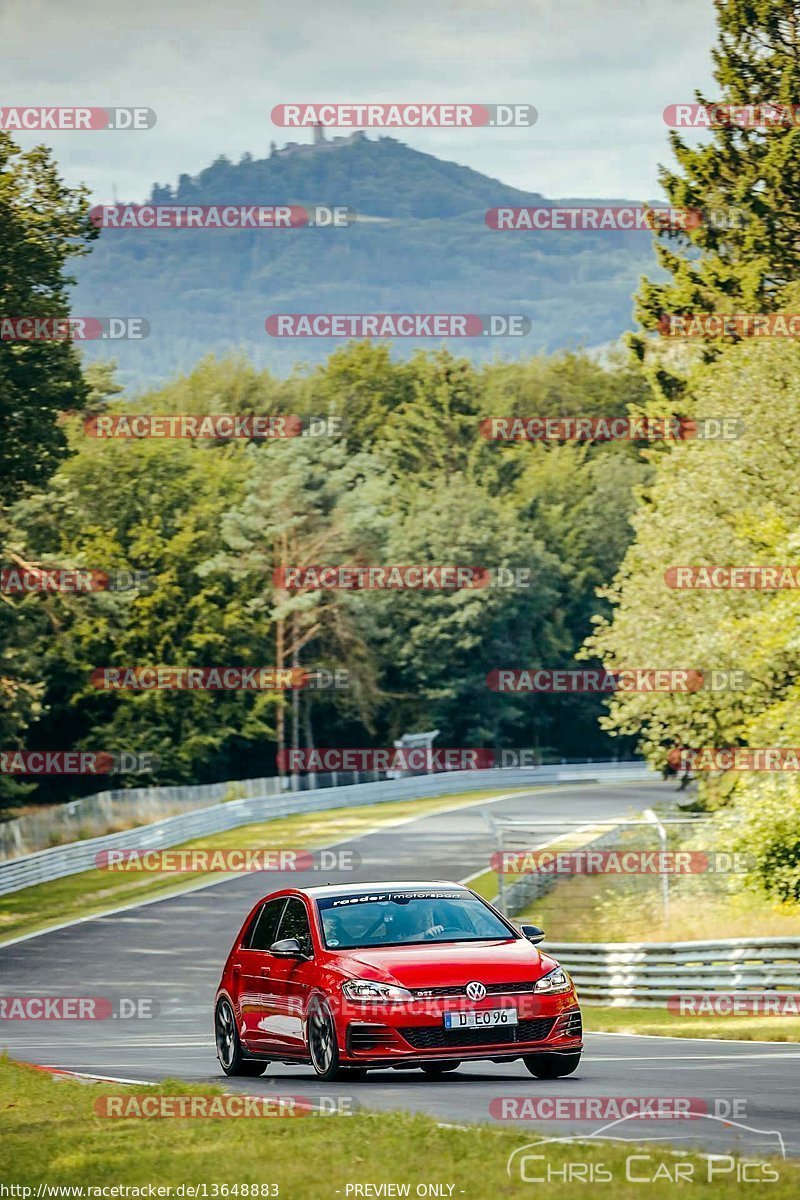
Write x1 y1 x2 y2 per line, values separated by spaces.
214 881 582 1081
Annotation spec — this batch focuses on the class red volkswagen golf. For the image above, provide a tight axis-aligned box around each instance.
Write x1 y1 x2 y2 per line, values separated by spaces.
214 881 582 1081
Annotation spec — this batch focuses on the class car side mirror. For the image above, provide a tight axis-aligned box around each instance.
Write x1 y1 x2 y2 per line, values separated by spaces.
519 924 545 944
269 937 309 959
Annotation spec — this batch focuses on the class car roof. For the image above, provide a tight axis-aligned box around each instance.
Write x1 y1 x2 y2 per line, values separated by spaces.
300 880 468 897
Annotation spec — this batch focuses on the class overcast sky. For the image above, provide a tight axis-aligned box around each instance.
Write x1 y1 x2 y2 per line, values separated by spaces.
1 0 718 203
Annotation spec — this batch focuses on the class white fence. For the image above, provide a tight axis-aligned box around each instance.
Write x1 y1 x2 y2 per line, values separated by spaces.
0 758 645 860
547 937 800 1006
0 771 359 859
0 762 653 896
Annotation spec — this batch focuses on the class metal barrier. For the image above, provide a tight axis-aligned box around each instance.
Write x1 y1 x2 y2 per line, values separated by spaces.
545 937 800 1007
0 757 644 860
0 762 654 896
0 770 377 859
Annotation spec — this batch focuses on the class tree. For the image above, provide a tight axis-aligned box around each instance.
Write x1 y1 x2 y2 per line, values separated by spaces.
0 132 98 800
0 132 98 504
310 342 414 451
633 0 800 399
586 338 800 788
6 397 268 791
2 346 664 805
201 436 384 772
356 474 566 749
380 349 493 485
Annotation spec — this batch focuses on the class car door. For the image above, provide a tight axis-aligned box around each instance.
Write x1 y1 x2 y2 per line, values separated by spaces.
267 896 316 1053
236 896 288 1051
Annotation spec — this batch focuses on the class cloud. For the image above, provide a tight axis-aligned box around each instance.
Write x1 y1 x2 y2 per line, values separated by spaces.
0 0 718 200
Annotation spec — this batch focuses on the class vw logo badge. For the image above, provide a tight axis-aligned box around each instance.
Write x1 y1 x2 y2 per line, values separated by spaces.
466 980 486 1001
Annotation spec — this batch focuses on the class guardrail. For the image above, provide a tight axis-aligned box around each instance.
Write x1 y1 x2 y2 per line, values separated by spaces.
0 756 643 859
546 937 800 1007
0 769 387 859
0 761 654 896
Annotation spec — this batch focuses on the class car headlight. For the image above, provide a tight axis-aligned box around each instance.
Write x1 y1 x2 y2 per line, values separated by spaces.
342 980 414 1003
534 967 572 994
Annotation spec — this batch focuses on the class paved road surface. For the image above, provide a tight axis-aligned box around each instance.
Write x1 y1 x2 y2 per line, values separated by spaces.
1 780 796 1159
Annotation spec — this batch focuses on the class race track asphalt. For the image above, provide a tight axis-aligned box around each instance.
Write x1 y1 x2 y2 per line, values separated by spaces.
1 779 797 1160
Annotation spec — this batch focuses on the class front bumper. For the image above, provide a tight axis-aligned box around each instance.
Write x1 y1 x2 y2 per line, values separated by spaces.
335 990 582 1065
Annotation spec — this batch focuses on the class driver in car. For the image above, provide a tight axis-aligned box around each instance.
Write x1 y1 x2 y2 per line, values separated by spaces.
390 901 445 942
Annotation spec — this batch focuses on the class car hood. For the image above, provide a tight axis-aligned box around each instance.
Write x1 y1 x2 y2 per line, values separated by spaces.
332 938 557 987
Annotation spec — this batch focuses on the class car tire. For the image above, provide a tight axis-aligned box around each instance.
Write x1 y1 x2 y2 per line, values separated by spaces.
307 997 346 1081
421 1063 461 1075
215 998 268 1077
523 1052 581 1079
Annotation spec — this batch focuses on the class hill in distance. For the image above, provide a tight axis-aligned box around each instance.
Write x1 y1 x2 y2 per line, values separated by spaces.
73 132 660 389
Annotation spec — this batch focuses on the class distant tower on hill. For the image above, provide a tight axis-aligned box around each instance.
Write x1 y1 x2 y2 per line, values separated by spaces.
313 122 326 146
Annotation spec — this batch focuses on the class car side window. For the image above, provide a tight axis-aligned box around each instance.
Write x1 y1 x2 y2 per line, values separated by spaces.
276 897 313 957
247 898 287 950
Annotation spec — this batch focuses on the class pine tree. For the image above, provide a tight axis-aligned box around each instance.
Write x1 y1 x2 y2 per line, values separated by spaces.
633 1 800 396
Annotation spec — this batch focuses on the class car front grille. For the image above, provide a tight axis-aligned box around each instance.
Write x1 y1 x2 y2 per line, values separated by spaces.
399 1017 555 1050
411 981 538 998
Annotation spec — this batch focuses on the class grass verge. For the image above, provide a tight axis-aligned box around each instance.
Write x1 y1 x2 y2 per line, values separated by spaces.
584 1004 799 1042
515 867 800 942
0 788 520 945
1 1057 794 1197
468 819 623 902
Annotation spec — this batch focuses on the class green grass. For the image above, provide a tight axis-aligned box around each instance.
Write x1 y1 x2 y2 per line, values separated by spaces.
0 788 521 945
468 820 620 903
515 863 800 943
1 1057 795 1197
584 1004 799 1042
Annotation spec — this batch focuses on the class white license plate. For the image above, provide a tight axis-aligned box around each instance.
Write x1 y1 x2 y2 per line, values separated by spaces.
443 1008 518 1029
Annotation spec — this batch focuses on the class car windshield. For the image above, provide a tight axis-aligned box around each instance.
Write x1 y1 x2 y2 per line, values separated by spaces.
315 889 515 949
